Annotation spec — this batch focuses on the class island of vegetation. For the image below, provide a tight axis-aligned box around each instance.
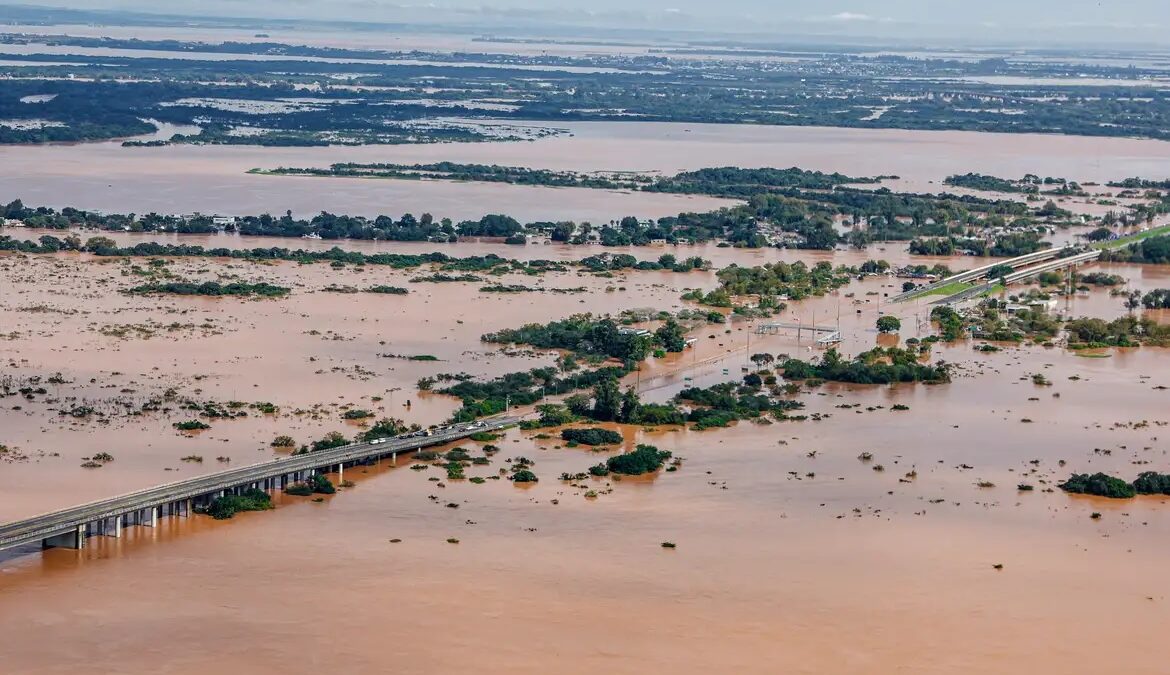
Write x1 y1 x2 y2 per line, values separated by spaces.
1059 472 1170 499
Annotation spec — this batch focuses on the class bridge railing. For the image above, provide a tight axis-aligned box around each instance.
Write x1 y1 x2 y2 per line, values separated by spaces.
0 417 518 549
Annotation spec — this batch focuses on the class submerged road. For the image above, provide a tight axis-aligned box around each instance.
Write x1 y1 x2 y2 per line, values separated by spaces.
0 416 520 554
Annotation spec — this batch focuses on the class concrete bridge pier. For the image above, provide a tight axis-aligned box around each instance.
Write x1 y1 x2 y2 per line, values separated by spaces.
42 524 87 550
171 498 192 517
92 515 123 538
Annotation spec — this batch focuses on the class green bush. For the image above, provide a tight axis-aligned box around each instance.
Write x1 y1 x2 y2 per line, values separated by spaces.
280 482 308 496
1133 472 1170 495
607 444 672 476
560 428 623 446
204 488 273 519
1059 473 1136 499
310 474 336 494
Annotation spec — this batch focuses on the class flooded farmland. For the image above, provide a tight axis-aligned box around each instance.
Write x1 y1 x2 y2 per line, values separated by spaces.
2 28 1170 664
1 241 1169 673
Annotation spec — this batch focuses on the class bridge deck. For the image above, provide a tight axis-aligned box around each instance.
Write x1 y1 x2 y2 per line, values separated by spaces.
891 247 1076 303
0 416 519 552
928 250 1100 306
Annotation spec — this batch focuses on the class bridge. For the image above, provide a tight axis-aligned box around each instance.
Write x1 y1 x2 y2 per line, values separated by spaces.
891 246 1077 303
0 416 519 554
928 249 1101 306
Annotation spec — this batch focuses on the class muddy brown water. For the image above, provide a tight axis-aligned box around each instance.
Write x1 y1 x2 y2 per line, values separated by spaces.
1 246 1169 673
4 120 1170 223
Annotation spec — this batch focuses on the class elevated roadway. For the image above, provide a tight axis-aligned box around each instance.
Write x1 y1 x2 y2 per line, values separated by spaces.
928 250 1101 306
0 416 519 554
892 246 1077 303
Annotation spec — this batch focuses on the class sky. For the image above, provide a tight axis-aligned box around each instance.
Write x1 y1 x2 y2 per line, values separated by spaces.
17 1 1170 45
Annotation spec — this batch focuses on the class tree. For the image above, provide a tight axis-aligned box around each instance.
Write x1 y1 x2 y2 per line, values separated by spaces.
535 404 575 427
749 352 774 370
592 378 622 422
876 316 902 333
84 236 117 253
550 221 575 242
986 264 1014 281
655 318 687 353
309 432 349 453
361 417 419 442
902 281 917 293
564 394 593 417
619 387 641 423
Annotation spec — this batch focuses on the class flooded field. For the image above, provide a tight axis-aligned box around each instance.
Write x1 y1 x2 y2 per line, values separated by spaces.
5 13 1170 672
3 121 1170 222
1 244 1169 673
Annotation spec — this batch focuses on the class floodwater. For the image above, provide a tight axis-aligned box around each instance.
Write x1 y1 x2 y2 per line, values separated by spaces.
4 225 967 271
1 247 1169 673
2 40 1170 665
3 120 1170 223
3 25 672 58
0 42 661 74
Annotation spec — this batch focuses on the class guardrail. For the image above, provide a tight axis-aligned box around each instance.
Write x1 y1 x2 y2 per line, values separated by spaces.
891 247 1075 303
0 416 519 551
928 250 1101 306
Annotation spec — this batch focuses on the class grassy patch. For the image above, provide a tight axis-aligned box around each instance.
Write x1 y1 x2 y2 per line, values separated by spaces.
1096 224 1170 250
925 281 974 296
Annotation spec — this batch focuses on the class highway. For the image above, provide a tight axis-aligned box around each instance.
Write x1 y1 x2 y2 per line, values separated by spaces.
891 246 1075 303
928 250 1101 306
0 416 520 553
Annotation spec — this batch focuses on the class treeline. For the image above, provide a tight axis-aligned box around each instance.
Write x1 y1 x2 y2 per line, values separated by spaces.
781 347 952 384
1064 316 1170 347
1100 235 1170 264
0 234 708 276
1060 472 1170 499
675 381 805 430
0 171 1068 250
1142 289 1170 309
483 314 689 363
528 373 804 432
263 162 641 190
944 173 1079 195
908 232 1050 257
126 281 290 298
431 365 633 422
713 260 860 300
272 163 886 197
1107 178 1170 190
